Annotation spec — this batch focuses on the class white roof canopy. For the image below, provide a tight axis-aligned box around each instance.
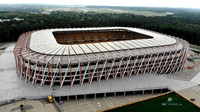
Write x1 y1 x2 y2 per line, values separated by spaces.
29 27 177 55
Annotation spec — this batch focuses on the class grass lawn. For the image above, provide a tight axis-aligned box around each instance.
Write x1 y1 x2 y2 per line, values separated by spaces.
105 92 200 112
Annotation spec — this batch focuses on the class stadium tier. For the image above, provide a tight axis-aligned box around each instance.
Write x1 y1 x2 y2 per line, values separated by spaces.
13 27 189 87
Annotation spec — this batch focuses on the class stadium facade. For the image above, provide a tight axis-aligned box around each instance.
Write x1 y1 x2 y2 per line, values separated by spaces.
13 27 189 87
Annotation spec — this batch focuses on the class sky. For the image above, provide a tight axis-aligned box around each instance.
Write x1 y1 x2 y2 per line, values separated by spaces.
0 0 200 9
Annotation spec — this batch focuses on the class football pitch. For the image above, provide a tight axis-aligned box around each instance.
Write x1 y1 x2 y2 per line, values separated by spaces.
105 92 200 112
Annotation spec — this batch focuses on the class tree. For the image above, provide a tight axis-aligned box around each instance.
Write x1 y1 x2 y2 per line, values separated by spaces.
20 104 24 111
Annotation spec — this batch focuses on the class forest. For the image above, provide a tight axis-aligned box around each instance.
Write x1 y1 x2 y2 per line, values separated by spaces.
0 6 200 45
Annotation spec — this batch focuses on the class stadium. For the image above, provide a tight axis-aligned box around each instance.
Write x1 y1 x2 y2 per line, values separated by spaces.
13 27 189 88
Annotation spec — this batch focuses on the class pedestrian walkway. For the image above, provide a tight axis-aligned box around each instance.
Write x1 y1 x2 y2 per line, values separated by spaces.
0 42 13 55
178 85 200 107
0 100 58 112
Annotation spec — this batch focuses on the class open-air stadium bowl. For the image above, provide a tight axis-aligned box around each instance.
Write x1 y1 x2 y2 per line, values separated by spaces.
13 27 189 87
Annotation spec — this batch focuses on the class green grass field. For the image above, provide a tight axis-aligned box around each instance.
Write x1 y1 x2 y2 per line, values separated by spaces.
105 92 200 112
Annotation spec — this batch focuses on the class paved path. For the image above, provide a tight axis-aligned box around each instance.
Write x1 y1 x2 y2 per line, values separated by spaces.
60 94 161 112
0 100 58 112
191 67 200 84
178 85 200 107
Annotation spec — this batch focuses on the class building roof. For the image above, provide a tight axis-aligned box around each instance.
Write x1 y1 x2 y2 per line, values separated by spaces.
29 27 177 56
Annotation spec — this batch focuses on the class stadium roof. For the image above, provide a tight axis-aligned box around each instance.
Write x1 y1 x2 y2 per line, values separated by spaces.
29 27 177 55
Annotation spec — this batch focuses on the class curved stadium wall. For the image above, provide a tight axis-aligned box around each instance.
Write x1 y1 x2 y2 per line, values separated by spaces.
13 27 189 87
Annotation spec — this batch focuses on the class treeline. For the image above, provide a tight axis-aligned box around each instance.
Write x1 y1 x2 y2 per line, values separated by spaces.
0 11 200 45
